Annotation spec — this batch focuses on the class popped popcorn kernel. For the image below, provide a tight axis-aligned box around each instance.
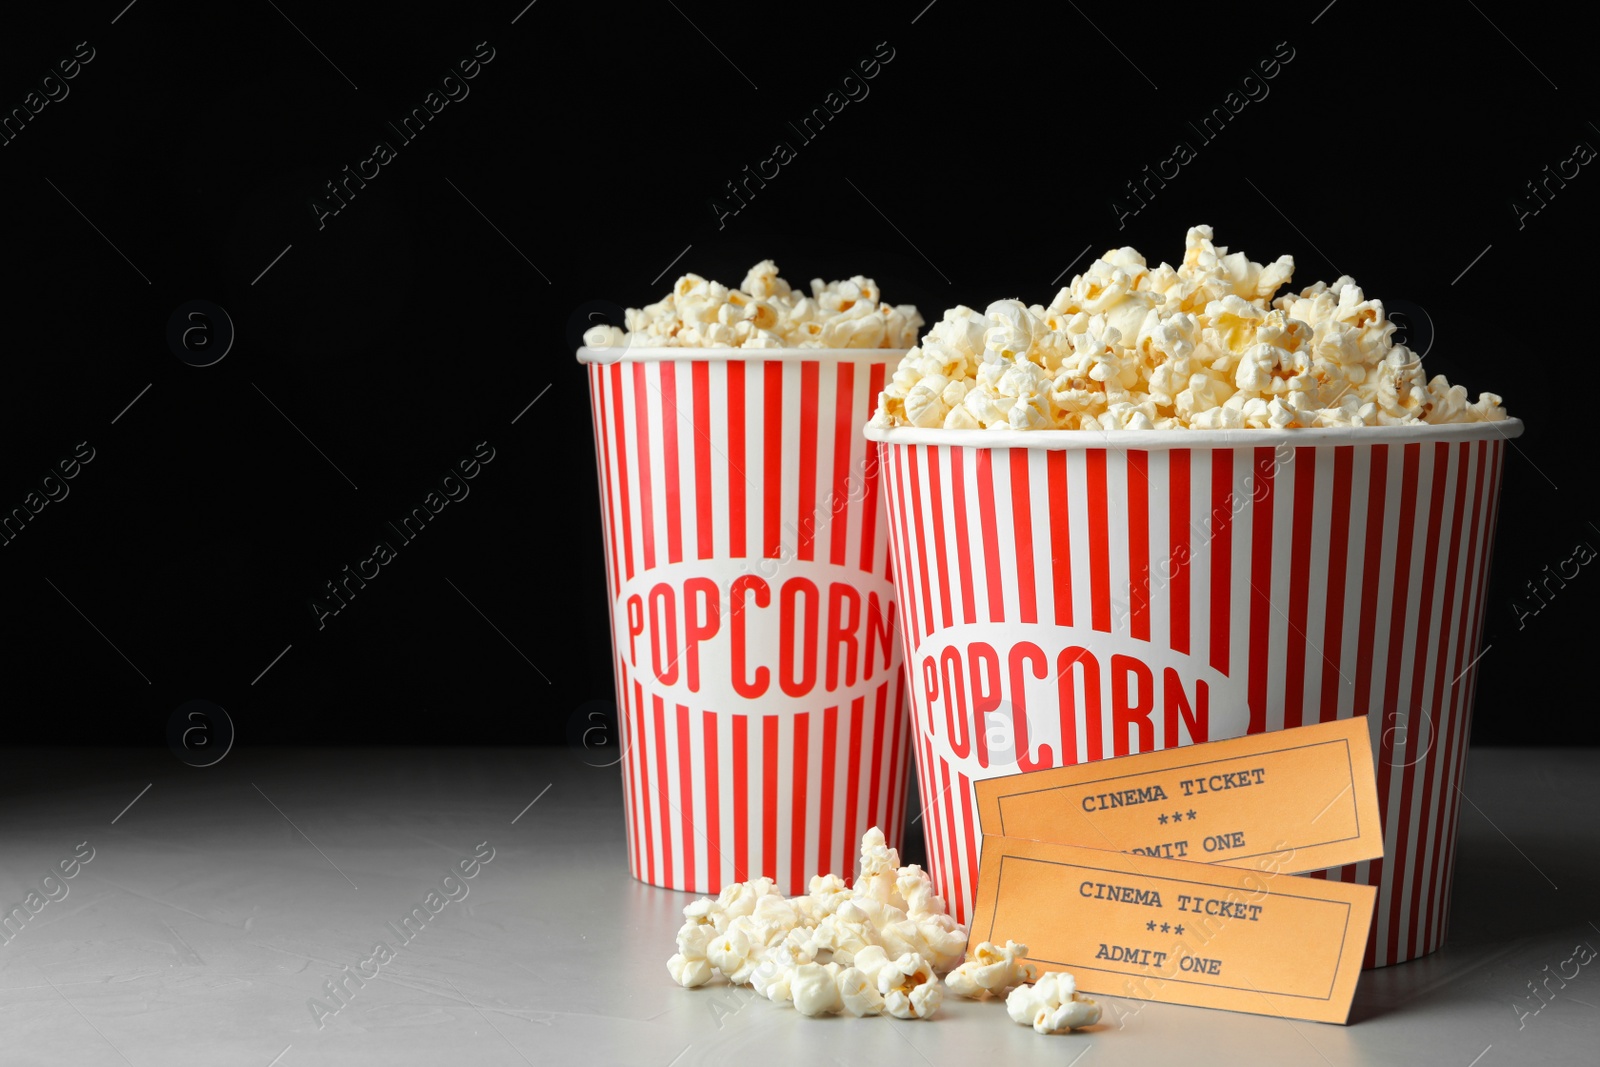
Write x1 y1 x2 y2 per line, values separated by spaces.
944 940 1036 999
1005 971 1102 1034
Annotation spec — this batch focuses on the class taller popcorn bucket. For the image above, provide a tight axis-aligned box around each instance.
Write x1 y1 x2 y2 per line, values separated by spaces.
866 419 1523 967
579 346 914 896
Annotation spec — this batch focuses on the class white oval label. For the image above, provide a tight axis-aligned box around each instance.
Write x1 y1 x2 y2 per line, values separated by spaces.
908 623 1250 780
614 559 902 715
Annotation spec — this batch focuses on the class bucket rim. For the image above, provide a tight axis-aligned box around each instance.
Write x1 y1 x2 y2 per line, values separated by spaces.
576 345 912 365
863 417 1524 450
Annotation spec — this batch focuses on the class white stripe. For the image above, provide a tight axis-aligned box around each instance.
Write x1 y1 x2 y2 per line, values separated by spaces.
1227 453 1254 713
1146 451 1173 661
1303 446 1337 721
1372 444 1416 963
1188 449 1214 686
1337 450 1371 722
1263 448 1294 733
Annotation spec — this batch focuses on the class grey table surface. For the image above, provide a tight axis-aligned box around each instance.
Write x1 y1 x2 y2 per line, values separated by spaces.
0 745 1594 1066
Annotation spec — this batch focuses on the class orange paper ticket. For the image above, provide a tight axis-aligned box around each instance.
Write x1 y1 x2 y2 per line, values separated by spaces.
969 834 1377 1024
975 717 1383 874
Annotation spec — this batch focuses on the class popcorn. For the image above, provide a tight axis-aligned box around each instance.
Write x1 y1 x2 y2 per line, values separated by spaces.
879 953 943 1020
667 952 713 988
589 260 922 350
837 966 886 1016
944 940 1036 999
792 962 845 1016
870 226 1507 430
706 923 763 986
661 828 966 1028
1005 972 1102 1034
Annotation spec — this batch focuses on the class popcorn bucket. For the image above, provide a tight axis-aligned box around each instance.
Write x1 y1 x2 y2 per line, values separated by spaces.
579 347 914 896
865 420 1523 967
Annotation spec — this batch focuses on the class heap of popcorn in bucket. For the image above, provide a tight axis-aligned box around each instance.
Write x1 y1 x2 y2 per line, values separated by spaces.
592 230 1509 1033
582 259 922 350
869 225 1506 431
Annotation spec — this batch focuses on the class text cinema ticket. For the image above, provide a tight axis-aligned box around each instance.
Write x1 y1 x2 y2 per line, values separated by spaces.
970 835 1377 1023
975 717 1383 874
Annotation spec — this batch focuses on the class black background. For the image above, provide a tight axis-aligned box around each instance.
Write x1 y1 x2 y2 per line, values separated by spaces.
0 1 1590 747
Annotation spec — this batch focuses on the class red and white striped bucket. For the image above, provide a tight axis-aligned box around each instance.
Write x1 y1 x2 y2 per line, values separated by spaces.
865 420 1522 967
579 346 914 896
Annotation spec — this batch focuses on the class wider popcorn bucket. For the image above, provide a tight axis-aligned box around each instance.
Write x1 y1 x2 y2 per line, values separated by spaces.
579 346 914 895
865 419 1523 967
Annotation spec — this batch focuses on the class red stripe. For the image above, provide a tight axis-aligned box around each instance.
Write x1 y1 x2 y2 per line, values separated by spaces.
885 674 906 837
619 659 642 879
733 715 750 881
1209 450 1234 676
627 684 646 883
632 362 657 572
1353 445 1390 720
1418 443 1476 951
1127 450 1150 642
693 362 714 560
1087 449 1111 632
728 362 747 558
763 361 784 559
1386 443 1449 964
653 695 674 887
763 716 779 884
912 729 934 890
1011 449 1038 625
1367 444 1422 965
829 362 855 567
1048 449 1074 628
1440 440 1504 944
819 706 838 884
890 668 908 833
957 773 978 925
1319 448 1354 722
907 447 936 640
865 682 887 880
703 709 722 893
660 363 684 564
858 363 886 574
1408 443 1469 958
976 449 1005 623
920 729 944 900
938 758 964 922
891 446 921 649
1247 446 1275 735
843 696 865 881
1381 444 1424 729
1284 448 1316 729
791 712 810 895
952 447 978 624
928 447 955 629
1168 450 1189 653
611 364 635 581
797 361 820 562
676 703 695 890
592 370 621 595
1424 446 1486 946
